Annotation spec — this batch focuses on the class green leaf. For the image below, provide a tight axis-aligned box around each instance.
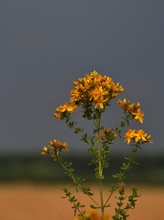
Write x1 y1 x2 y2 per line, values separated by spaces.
90 204 99 209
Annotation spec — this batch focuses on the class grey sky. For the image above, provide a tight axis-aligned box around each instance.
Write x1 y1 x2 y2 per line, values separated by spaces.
0 0 163 154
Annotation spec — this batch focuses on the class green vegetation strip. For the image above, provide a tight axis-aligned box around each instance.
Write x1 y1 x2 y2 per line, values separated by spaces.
0 154 164 184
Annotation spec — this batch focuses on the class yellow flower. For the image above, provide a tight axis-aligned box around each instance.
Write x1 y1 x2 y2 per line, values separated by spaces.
50 139 69 152
54 102 78 120
124 129 136 144
56 103 78 113
66 103 78 112
118 99 144 123
73 209 110 220
134 129 147 142
41 139 69 157
71 71 124 108
89 86 109 109
117 98 128 110
41 146 48 155
55 71 124 115
89 70 99 78
83 209 98 220
125 129 152 144
110 83 124 98
54 113 63 120
55 104 67 113
132 109 144 123
70 89 82 103
147 135 153 143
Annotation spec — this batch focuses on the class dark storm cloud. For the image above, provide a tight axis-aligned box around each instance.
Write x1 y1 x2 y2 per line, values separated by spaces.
0 0 163 154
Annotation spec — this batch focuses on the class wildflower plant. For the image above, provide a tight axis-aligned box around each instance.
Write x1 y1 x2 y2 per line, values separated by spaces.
42 70 152 220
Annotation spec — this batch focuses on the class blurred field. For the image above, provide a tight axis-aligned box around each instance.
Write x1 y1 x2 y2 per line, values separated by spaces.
0 183 164 220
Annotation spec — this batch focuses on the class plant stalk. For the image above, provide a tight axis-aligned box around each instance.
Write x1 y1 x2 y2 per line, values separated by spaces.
96 115 105 217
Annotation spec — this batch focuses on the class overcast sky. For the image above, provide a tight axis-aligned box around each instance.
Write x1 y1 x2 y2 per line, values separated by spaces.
0 0 164 155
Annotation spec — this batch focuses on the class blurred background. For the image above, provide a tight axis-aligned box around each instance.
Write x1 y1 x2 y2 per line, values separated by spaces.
0 0 164 184
1 1 164 219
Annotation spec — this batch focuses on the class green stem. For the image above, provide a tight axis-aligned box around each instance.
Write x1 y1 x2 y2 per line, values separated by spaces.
95 114 104 217
60 159 100 207
104 145 139 207
99 180 104 216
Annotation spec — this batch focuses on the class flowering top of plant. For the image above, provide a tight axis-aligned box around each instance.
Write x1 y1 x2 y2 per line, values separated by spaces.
41 139 68 157
42 70 152 220
118 99 144 123
54 70 124 120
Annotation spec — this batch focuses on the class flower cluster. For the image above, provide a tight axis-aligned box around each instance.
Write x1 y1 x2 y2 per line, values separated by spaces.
41 139 68 156
117 98 144 123
73 209 109 220
54 70 124 120
124 129 152 144
99 127 118 142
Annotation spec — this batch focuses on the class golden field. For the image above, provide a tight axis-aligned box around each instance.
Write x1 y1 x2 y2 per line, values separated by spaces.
1 183 164 220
